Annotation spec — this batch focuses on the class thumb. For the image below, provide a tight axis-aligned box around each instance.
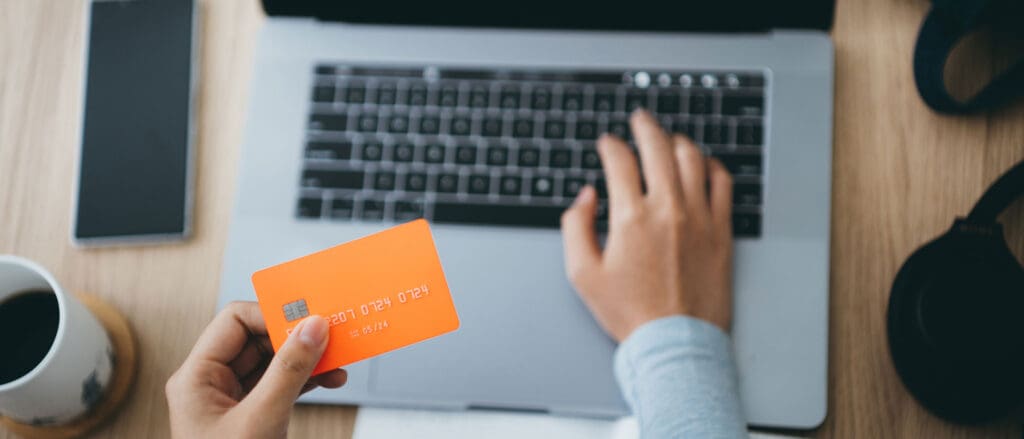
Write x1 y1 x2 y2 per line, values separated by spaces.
245 315 329 418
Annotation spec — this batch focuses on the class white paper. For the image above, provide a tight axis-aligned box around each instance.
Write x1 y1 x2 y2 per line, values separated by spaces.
352 407 804 439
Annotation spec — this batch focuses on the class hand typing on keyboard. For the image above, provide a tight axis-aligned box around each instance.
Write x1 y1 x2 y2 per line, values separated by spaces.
561 109 734 341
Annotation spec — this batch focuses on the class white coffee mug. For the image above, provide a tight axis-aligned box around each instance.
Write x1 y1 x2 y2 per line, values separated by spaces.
0 255 113 426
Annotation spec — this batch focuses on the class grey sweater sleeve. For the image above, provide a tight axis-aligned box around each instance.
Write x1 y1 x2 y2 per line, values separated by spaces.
614 316 747 439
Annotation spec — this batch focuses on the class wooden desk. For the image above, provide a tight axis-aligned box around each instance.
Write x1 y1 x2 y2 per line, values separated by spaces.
1 0 1021 437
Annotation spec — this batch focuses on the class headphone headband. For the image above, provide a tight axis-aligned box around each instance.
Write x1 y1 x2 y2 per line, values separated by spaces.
914 1 1024 114
967 159 1024 223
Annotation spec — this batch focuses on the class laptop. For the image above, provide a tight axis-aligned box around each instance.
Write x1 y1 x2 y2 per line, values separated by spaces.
218 0 834 429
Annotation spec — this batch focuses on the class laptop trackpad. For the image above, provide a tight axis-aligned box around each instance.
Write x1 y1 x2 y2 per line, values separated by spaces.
367 226 626 415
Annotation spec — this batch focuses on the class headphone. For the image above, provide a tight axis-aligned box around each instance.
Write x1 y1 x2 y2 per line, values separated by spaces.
914 0 1024 114
887 159 1024 424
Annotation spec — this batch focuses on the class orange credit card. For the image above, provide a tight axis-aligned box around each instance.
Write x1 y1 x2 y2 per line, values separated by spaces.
252 219 459 374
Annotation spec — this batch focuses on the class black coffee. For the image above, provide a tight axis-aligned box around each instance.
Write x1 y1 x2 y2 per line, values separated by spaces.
0 290 59 385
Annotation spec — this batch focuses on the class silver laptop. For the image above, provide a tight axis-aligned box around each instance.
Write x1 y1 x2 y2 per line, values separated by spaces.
218 0 834 429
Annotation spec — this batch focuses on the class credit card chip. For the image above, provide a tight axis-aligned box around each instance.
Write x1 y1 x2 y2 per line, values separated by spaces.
283 299 310 322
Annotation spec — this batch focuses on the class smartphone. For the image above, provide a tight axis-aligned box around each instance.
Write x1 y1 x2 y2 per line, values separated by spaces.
73 0 197 245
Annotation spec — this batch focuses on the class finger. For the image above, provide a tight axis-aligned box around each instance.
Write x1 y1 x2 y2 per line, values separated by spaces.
299 382 318 395
228 336 273 378
673 134 710 214
313 369 349 389
597 134 642 213
707 157 734 234
298 369 348 396
560 186 601 281
244 315 329 419
188 301 267 365
240 363 269 395
631 110 682 201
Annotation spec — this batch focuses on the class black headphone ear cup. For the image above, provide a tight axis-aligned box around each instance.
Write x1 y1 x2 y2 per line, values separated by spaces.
887 222 1024 424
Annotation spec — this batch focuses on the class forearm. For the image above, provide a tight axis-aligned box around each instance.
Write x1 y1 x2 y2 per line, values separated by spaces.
614 316 746 439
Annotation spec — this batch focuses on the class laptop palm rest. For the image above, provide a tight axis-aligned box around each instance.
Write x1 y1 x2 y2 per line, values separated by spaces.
364 225 626 416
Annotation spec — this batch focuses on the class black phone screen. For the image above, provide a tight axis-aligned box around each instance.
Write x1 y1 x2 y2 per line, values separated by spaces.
75 0 195 242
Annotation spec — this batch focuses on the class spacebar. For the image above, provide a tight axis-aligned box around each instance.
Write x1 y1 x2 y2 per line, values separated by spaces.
431 202 566 228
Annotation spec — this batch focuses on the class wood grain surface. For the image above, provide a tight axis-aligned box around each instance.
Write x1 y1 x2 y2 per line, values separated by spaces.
1 0 1021 437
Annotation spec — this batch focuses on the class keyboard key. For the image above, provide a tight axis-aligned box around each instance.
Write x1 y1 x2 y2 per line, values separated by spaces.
500 87 521 109
433 202 565 228
435 173 460 193
424 144 446 163
543 119 566 139
722 94 764 116
486 146 509 165
360 142 383 161
309 114 347 131
703 122 728 144
455 145 477 164
741 74 765 87
361 199 386 221
305 141 352 160
513 118 535 138
329 197 354 219
468 174 491 194
737 121 763 145
469 85 490 108
700 74 719 88
733 213 761 237
595 177 608 199
405 172 428 191
439 85 459 107
499 176 522 195
689 91 713 114
593 91 615 112
532 176 554 197
302 170 364 189
518 147 541 167
343 84 366 104
657 92 681 114
719 154 762 176
733 183 762 205
392 143 415 162
419 115 441 134
313 85 335 103
373 171 396 190
626 90 648 111
482 118 503 137
387 114 409 133
394 200 425 220
449 116 472 136
673 119 696 138
531 87 553 110
297 197 322 218
549 148 573 168
562 88 584 111
581 149 601 169
563 177 585 197
357 113 378 132
607 119 630 140
596 200 609 228
575 120 598 140
408 84 428 106
377 84 397 105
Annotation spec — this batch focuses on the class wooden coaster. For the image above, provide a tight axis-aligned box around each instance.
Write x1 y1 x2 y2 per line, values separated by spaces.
1 293 138 439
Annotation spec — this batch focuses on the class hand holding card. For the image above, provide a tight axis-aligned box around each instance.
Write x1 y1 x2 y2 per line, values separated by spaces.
252 219 460 375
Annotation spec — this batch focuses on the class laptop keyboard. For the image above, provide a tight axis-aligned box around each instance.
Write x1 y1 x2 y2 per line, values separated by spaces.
299 65 766 237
